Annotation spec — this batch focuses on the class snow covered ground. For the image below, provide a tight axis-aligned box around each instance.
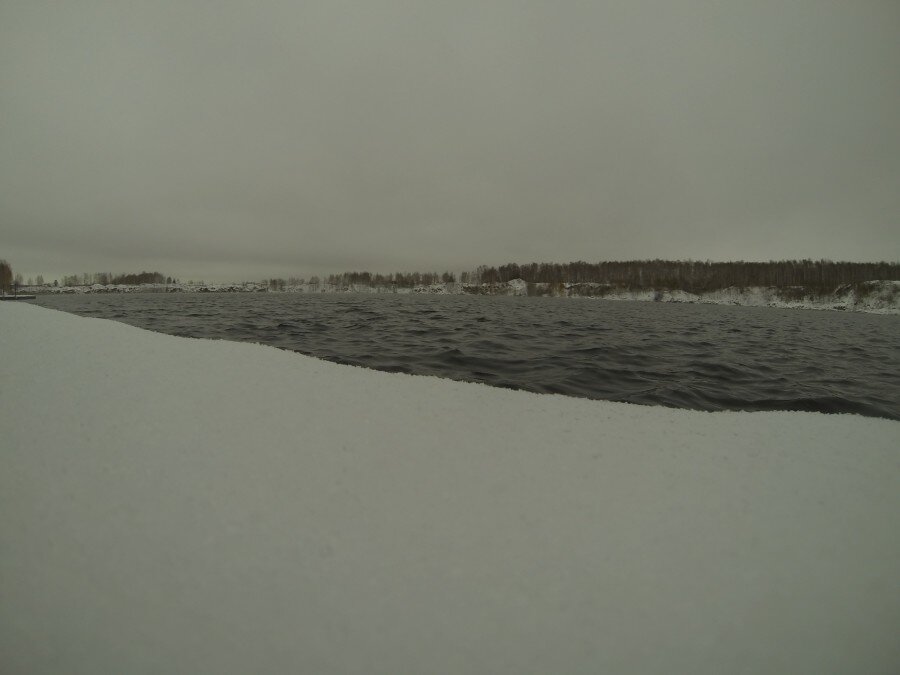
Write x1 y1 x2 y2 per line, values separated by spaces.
23 279 900 313
1 302 898 674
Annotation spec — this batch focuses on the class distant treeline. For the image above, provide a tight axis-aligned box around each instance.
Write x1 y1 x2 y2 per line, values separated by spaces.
31 260 900 292
490 259 899 291
59 271 170 286
317 260 898 292
323 271 457 287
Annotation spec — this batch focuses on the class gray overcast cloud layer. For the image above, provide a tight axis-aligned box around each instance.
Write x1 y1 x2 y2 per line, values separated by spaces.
2 0 899 281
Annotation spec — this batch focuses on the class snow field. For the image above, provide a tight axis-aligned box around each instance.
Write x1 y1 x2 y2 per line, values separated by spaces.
1 302 898 674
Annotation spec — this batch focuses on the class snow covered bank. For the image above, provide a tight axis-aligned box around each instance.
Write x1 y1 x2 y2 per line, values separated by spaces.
527 279 900 313
24 279 900 313
1 303 898 674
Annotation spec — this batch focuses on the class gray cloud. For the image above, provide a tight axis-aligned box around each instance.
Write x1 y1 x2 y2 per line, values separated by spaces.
2 0 898 281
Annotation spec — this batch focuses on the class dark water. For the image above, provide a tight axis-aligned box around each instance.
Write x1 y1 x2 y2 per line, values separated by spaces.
32 293 900 420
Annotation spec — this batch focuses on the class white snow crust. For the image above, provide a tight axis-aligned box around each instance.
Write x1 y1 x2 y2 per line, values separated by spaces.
1 302 898 674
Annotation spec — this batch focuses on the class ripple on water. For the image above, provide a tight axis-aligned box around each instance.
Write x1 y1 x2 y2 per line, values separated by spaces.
31 292 900 420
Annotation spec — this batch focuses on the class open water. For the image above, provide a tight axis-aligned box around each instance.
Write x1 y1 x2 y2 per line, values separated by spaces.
32 292 900 420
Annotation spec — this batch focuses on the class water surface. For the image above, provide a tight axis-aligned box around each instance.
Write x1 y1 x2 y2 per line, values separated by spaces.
33 293 900 420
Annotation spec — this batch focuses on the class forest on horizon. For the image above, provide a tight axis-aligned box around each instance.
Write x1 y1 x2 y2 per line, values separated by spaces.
4 259 899 294
322 259 899 293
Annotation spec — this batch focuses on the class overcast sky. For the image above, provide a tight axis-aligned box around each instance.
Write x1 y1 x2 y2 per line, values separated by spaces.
2 1 898 282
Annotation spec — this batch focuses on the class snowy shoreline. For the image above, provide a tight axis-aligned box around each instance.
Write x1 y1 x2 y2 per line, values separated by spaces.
17 278 900 314
1 302 898 674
